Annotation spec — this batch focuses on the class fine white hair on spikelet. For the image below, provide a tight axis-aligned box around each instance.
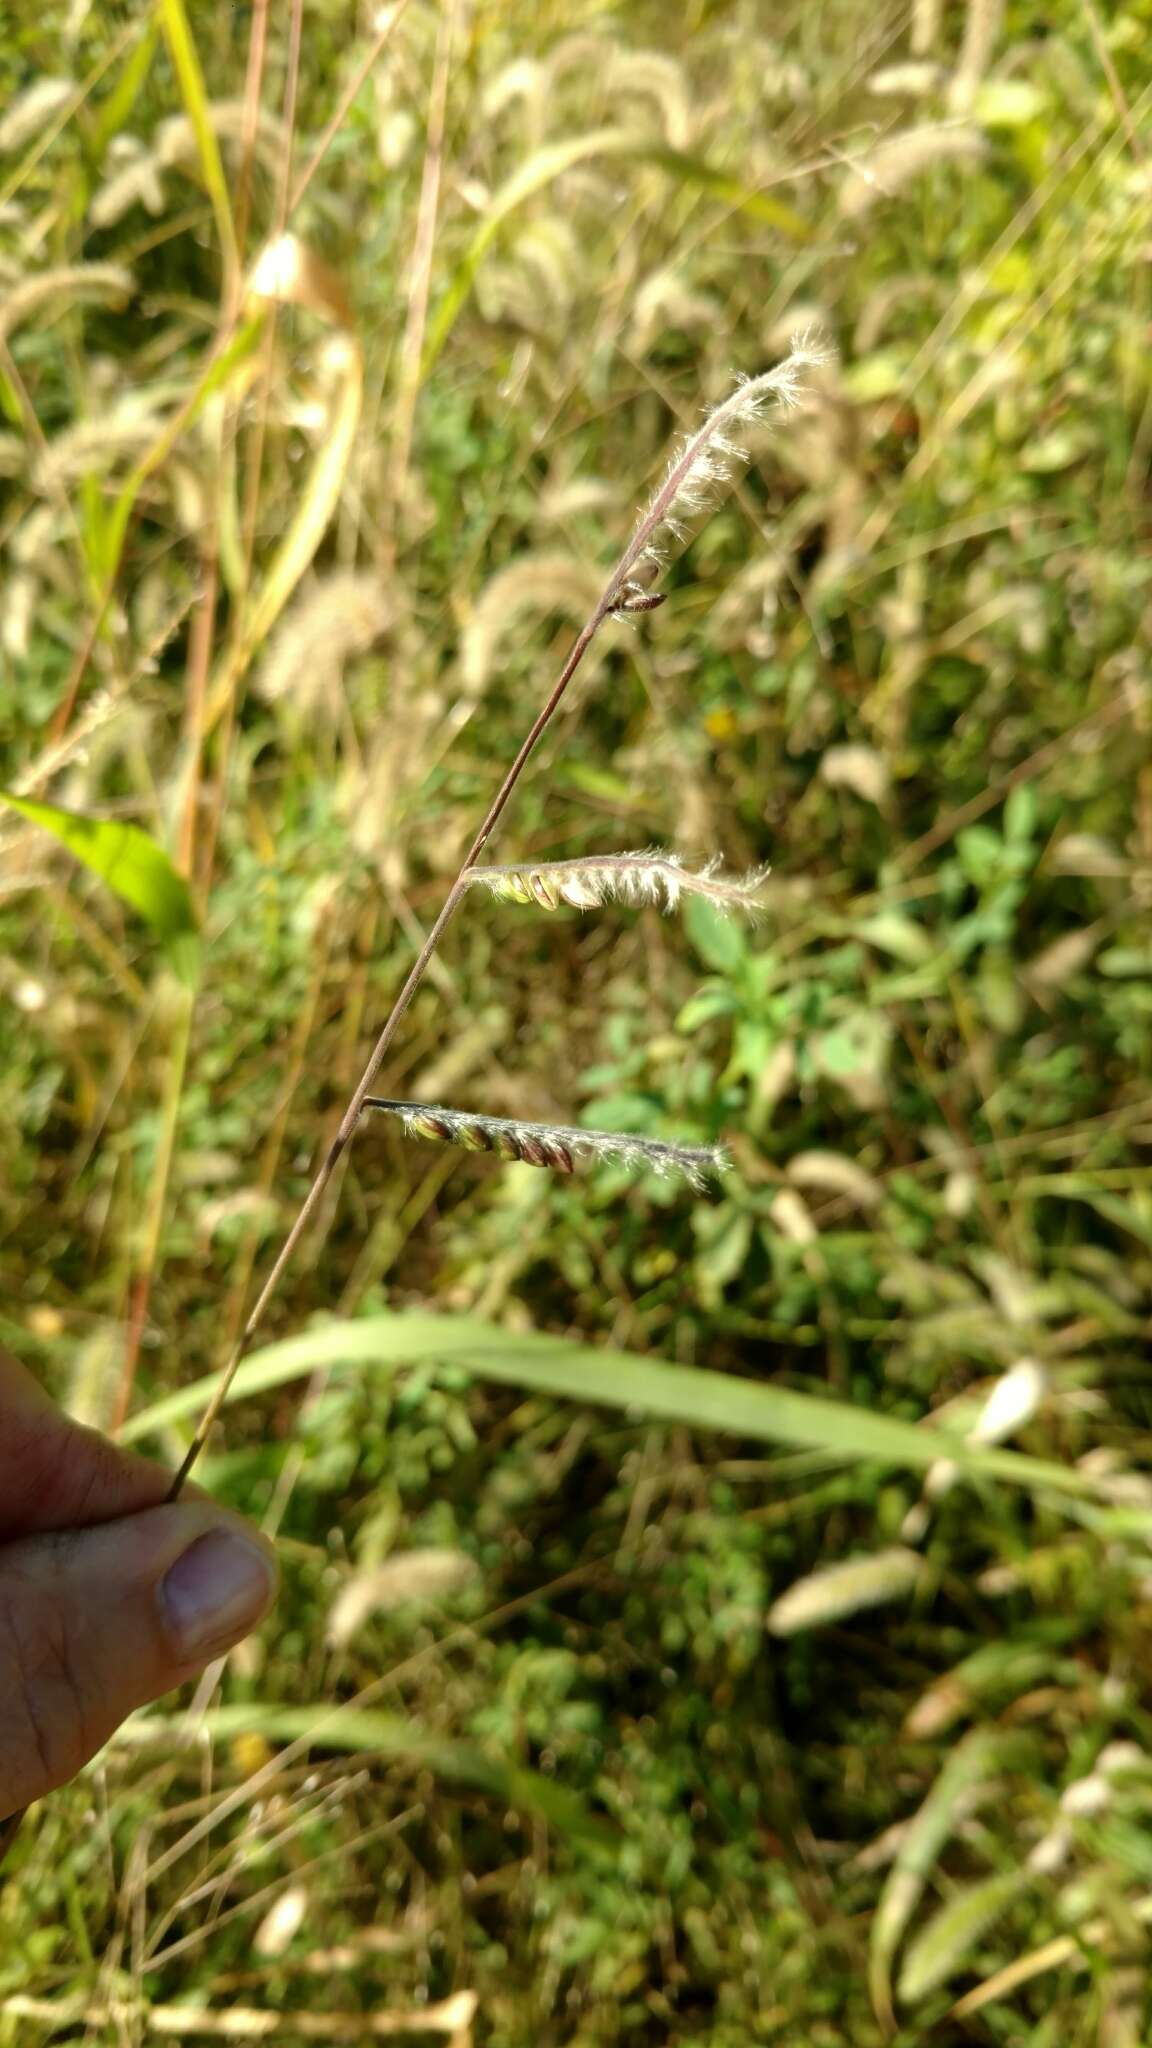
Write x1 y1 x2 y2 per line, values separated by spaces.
361 1098 727 1191
89 138 167 228
948 0 1005 111
602 335 830 614
0 78 74 154
256 571 393 719
462 553 605 695
0 264 133 343
837 125 986 220
154 102 288 172
467 849 771 916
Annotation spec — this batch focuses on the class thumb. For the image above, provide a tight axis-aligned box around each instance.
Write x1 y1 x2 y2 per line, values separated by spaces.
0 1502 278 1820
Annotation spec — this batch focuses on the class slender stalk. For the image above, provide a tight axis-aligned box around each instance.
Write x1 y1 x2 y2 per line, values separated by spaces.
388 0 458 526
289 0 412 217
165 620 598 1496
167 348 819 1499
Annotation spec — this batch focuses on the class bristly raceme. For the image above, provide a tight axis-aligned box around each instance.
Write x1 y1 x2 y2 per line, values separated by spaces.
362 1099 728 1192
467 850 771 916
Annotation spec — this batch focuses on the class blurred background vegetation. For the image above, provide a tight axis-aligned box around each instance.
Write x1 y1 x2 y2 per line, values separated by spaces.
2 0 1152 2040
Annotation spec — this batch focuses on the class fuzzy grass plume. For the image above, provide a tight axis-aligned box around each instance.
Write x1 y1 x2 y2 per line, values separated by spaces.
606 336 829 605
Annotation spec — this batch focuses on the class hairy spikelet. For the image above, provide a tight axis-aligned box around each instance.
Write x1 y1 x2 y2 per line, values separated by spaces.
477 223 580 335
481 57 543 122
461 554 605 695
0 78 74 153
838 126 987 219
606 336 830 606
867 62 944 97
362 1099 727 1191
949 0 1006 110
628 269 719 357
89 139 166 228
256 571 392 720
605 48 692 147
910 0 945 54
32 399 168 494
539 38 690 145
155 102 288 172
327 1548 480 1648
513 220 580 317
536 476 622 526
0 264 132 342
468 850 770 917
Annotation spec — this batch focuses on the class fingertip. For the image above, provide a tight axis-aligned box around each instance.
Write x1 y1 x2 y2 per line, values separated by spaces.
159 1523 279 1663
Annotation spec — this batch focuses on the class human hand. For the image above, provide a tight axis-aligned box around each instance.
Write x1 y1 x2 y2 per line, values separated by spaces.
0 1346 278 1822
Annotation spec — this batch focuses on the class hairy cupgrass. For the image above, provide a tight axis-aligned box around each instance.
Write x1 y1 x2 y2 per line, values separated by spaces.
361 1098 727 1190
0 79 75 154
161 333 829 1502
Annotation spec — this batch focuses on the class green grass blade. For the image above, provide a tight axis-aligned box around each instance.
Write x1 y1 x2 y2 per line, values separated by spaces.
134 1702 613 1843
0 791 199 982
91 19 158 160
157 0 237 276
123 1310 1093 1500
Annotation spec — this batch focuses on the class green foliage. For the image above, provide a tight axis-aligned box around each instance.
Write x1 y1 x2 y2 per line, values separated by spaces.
0 791 199 982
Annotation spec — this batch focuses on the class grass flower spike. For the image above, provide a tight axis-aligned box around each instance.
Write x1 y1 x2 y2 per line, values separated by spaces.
468 850 771 915
362 1099 728 1190
164 336 826 1503
604 333 830 608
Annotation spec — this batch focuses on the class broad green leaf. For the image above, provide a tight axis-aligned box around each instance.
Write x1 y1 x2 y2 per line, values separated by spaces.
123 1311 1097 1502
676 985 737 1033
0 791 199 982
854 911 934 965
130 1702 611 1843
684 895 748 974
